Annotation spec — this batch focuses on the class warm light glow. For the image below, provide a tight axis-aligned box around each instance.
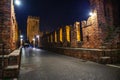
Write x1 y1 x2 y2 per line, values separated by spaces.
76 22 81 42
33 38 35 47
55 31 57 42
15 0 21 6
33 38 35 41
66 26 70 42
60 28 63 42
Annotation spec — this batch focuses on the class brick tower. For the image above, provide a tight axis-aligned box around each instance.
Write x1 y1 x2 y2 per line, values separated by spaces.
27 16 40 43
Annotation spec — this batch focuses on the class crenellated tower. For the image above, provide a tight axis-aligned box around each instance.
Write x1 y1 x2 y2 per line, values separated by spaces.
27 16 40 43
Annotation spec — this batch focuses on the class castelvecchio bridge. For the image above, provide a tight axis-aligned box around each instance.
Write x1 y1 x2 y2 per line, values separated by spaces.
0 0 120 79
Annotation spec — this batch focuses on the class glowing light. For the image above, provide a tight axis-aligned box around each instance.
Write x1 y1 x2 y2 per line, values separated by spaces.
36 35 39 38
89 12 93 16
60 28 63 42
33 38 35 47
33 38 35 41
20 35 23 38
15 0 21 6
33 47 36 50
66 26 70 42
89 12 96 17
55 31 57 42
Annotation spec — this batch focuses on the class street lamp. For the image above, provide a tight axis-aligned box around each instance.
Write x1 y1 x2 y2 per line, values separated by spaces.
20 38 23 46
89 11 96 17
33 38 35 48
20 38 23 41
36 35 39 47
20 35 23 38
20 35 23 47
89 12 93 16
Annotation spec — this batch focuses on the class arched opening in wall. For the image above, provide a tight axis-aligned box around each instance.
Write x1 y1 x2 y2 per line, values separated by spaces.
60 28 63 42
66 26 70 42
76 22 81 42
55 31 57 43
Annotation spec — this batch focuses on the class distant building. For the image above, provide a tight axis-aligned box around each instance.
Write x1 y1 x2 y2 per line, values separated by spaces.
27 16 40 43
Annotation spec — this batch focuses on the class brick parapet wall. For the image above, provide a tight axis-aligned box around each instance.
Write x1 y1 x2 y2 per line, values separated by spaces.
43 47 120 64
0 49 21 79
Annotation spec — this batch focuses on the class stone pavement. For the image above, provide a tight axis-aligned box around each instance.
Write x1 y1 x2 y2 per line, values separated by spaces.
18 48 120 80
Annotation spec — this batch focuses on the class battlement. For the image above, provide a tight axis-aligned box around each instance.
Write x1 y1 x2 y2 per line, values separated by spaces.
28 16 40 20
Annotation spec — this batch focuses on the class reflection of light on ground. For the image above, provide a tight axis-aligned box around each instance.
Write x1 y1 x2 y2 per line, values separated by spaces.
22 48 25 56
21 47 42 60
33 47 36 50
35 48 41 51
32 48 41 51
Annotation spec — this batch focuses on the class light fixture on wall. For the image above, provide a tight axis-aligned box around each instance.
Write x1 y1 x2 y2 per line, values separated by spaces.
33 38 35 48
15 0 21 6
89 11 96 17
36 35 40 47
89 12 94 16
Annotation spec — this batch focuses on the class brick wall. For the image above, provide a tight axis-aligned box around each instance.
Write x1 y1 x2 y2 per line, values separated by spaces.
0 49 21 79
44 47 120 64
0 0 18 52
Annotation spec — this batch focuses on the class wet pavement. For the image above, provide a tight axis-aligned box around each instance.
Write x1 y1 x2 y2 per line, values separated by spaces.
19 48 120 80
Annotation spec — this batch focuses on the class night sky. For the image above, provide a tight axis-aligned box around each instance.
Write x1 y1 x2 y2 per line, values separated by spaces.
15 0 90 36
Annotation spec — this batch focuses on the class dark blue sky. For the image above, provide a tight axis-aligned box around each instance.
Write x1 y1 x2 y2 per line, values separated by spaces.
15 0 90 35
